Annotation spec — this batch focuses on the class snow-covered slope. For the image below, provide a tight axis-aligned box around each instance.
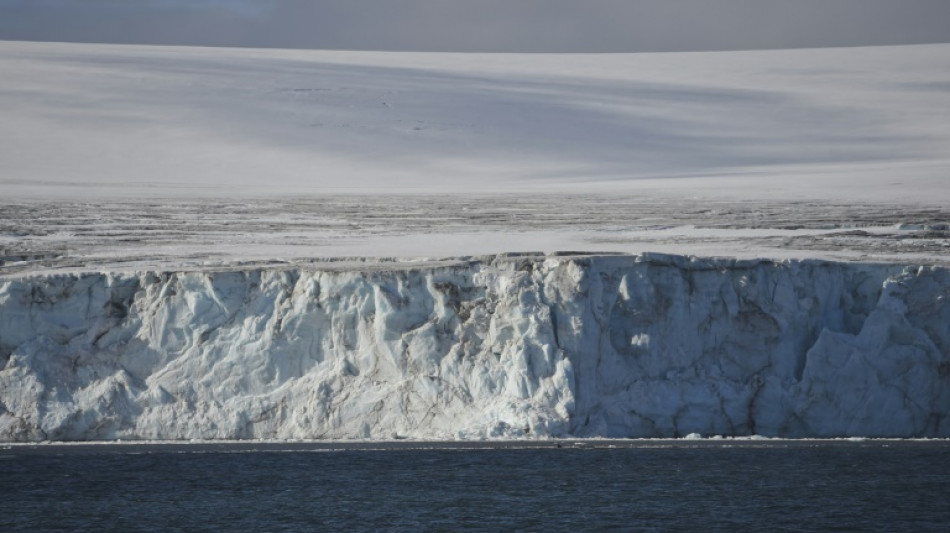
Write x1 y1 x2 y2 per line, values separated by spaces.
2 41 949 203
2 253 947 441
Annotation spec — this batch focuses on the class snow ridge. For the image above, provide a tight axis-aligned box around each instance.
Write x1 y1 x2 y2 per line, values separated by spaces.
1 253 948 441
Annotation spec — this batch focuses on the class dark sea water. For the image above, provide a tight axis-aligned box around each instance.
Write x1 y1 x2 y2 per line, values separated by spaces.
2 441 949 532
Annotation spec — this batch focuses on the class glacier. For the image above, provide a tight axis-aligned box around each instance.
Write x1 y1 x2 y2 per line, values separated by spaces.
1 253 948 442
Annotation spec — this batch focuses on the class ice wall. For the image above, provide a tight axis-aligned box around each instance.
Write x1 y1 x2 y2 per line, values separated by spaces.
1 253 948 441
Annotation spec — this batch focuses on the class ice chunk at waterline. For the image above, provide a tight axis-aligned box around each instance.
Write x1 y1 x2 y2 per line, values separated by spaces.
1 253 948 441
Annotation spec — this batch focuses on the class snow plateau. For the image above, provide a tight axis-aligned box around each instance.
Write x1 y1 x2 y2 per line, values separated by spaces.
1 253 948 441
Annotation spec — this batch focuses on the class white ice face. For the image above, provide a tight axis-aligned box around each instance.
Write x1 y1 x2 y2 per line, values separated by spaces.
1 253 947 441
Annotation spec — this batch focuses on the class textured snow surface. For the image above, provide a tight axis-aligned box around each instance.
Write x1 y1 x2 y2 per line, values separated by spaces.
3 197 950 275
2 253 948 441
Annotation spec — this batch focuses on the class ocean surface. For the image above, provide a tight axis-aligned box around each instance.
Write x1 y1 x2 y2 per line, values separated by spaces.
2 441 949 532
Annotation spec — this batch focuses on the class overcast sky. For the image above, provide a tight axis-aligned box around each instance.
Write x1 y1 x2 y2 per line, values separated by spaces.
1 0 949 52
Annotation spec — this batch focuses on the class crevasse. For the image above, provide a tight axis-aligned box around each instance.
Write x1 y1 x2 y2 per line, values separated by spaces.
1 253 948 441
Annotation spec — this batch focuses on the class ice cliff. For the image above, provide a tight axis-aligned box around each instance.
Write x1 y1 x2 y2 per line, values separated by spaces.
1 253 948 441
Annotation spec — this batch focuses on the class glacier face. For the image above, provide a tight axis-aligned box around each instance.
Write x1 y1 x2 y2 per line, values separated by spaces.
0 253 948 441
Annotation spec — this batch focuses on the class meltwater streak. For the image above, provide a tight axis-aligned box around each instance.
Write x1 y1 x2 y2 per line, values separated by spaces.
2 442 950 532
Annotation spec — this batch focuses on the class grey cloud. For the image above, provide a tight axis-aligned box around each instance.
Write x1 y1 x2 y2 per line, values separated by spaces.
0 0 264 11
0 0 948 52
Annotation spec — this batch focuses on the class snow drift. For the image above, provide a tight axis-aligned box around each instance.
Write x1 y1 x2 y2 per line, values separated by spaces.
1 253 948 441
3 41 950 203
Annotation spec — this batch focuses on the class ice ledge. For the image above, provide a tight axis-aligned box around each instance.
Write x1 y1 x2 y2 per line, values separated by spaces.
1 253 948 441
